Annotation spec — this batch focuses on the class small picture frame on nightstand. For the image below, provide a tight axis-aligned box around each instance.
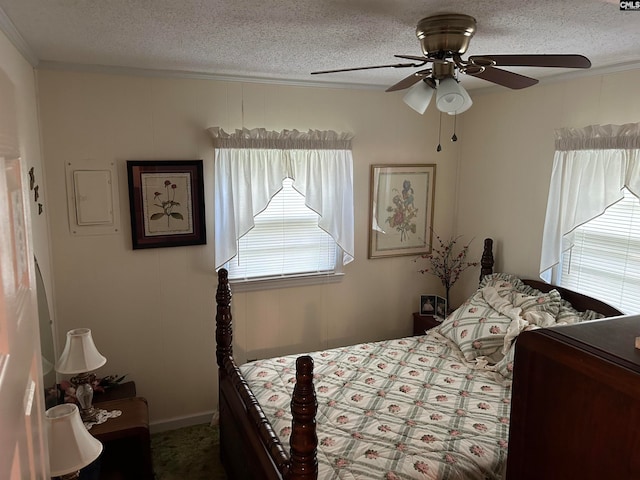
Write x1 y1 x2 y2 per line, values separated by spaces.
420 294 447 319
435 296 448 319
420 295 437 316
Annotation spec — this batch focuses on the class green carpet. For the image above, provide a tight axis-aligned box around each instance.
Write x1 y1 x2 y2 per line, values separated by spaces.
151 424 227 480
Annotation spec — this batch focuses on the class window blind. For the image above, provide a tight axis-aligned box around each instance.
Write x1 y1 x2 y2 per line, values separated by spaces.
560 188 640 314
225 178 337 280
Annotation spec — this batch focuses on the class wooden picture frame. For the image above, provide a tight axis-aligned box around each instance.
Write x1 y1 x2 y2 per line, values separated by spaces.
127 160 206 249
368 164 436 259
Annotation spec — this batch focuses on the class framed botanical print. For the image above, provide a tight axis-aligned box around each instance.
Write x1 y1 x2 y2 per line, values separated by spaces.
127 160 206 249
368 164 436 259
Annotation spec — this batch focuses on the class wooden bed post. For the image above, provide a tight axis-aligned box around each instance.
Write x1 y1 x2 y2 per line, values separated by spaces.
286 356 318 480
480 238 494 281
216 268 233 369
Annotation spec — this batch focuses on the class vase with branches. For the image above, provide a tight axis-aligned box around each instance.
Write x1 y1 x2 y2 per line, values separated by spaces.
416 231 479 312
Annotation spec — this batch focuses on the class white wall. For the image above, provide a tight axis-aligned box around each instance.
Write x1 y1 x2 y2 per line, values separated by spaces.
453 68 640 304
0 30 53 310
37 70 461 425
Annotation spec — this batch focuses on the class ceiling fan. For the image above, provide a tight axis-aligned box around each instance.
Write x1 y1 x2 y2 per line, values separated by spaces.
311 13 591 115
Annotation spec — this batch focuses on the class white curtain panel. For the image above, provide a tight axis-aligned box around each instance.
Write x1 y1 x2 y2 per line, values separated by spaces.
539 123 640 282
208 128 354 269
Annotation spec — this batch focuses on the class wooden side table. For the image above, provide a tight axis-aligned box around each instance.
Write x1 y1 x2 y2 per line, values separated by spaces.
91 396 153 480
413 312 443 335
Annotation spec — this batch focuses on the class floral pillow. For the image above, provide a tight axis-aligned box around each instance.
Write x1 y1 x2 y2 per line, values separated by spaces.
556 300 605 324
479 273 527 296
509 289 562 321
439 289 514 364
481 274 601 324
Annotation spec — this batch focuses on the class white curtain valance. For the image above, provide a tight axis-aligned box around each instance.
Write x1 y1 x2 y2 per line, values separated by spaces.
539 123 640 282
208 127 353 150
554 123 640 151
209 127 355 269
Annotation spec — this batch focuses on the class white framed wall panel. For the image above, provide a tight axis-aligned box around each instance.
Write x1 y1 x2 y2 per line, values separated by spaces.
65 159 120 235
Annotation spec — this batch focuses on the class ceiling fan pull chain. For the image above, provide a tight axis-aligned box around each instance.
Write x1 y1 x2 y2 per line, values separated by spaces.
437 112 442 152
451 114 458 142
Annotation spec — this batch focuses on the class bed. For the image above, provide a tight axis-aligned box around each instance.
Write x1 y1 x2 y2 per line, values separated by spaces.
214 238 623 480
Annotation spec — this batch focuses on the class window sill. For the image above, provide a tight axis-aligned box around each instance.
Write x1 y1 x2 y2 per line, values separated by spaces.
229 272 345 292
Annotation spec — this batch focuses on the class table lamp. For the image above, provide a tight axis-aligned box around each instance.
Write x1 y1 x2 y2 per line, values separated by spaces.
46 403 103 479
55 328 107 422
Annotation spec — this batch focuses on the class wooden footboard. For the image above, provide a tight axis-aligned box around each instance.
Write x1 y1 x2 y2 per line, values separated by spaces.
215 268 318 480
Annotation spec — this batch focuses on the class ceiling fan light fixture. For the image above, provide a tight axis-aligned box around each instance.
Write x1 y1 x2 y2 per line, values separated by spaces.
403 79 434 114
436 77 467 113
447 85 473 115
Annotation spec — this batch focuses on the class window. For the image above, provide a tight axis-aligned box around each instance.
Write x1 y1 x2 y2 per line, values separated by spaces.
224 177 340 282
209 127 354 289
540 122 640 314
560 188 640 313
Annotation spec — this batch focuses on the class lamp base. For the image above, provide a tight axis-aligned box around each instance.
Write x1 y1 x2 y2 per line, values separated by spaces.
71 372 98 423
79 405 100 423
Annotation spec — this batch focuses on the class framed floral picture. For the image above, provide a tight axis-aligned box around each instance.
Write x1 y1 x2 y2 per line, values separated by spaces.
368 164 436 259
127 160 206 249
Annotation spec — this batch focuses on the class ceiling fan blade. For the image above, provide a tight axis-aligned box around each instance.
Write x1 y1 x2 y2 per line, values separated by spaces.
311 62 421 75
468 66 539 89
385 69 432 92
394 54 429 62
470 54 591 69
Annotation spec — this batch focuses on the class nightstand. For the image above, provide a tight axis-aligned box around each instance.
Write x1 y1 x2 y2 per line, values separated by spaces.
413 312 443 335
78 382 141 480
90 397 153 480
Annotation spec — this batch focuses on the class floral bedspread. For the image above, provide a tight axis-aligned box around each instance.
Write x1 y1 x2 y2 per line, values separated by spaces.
239 331 511 480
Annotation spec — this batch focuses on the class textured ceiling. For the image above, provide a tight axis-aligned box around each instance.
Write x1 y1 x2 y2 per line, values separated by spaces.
1 0 639 91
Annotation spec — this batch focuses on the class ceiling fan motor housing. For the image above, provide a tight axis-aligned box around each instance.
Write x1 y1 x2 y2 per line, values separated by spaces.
432 62 455 80
416 14 477 57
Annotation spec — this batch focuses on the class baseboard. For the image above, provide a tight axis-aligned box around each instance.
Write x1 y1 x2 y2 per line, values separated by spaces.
149 409 218 433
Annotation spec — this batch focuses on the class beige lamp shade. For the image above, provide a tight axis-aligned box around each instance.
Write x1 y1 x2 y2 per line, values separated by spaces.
55 328 107 374
46 403 103 476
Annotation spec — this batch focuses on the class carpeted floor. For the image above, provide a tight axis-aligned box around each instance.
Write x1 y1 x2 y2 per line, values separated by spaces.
151 423 227 480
